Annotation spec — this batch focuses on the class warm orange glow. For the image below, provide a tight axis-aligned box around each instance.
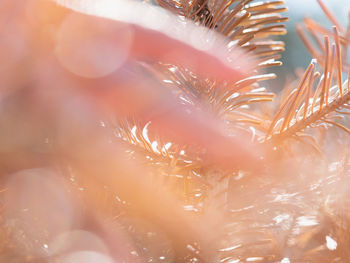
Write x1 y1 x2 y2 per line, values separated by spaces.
0 0 350 262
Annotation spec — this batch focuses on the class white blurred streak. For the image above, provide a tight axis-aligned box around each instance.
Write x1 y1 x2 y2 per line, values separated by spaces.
54 0 214 46
59 251 115 263
326 235 338 251
280 258 290 263
4 168 75 257
142 121 151 145
296 216 319 227
49 230 109 256
53 0 249 67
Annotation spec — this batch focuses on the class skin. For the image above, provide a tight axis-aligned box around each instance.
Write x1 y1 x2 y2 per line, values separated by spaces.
0 0 265 261
50 0 263 169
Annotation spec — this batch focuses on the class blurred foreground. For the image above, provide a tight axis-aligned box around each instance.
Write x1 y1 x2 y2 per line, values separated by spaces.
1 0 350 262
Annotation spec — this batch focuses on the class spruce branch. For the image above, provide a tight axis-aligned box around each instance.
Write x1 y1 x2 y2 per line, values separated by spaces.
296 0 350 72
265 30 350 146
